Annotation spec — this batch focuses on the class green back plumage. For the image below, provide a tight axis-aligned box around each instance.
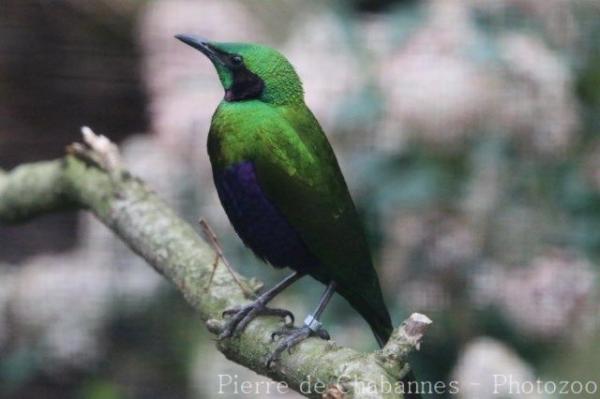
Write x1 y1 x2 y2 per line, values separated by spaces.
206 42 393 345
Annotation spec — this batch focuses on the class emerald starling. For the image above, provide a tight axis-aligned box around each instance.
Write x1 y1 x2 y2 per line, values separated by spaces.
176 35 394 363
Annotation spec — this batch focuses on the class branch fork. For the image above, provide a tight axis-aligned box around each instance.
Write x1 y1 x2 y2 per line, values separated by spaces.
67 126 122 176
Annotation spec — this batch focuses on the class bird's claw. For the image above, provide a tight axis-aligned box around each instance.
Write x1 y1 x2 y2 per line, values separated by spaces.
263 308 295 326
218 302 295 340
222 306 242 317
266 325 330 368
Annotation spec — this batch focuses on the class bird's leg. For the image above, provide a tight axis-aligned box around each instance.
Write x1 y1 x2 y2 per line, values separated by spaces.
219 272 303 340
267 281 337 367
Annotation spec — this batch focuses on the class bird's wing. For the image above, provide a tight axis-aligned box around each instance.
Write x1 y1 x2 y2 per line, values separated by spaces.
252 109 393 343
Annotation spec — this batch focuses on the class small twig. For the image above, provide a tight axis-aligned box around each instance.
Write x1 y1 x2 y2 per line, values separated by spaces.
67 126 122 176
199 218 255 298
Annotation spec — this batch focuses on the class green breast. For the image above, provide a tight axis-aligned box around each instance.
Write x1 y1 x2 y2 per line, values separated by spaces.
208 100 319 174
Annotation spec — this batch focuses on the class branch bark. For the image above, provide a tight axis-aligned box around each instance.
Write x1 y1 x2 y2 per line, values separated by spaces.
0 135 431 399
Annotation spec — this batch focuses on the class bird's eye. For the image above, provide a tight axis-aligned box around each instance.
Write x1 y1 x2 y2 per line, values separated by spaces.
231 55 243 66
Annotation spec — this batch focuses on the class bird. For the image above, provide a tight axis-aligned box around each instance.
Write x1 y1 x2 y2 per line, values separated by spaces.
175 35 419 396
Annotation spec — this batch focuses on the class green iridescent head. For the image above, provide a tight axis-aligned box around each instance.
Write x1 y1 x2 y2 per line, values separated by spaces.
175 35 304 106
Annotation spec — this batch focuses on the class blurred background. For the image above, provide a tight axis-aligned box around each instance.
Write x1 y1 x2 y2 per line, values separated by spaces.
1 0 599 398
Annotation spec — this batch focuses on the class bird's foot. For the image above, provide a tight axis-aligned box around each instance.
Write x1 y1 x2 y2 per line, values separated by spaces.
218 302 294 340
266 323 330 367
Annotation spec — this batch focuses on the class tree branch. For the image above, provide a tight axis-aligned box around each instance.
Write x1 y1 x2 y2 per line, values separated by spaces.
0 133 431 398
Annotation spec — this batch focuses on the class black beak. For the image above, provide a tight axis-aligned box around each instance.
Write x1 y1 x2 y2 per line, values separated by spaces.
175 34 224 65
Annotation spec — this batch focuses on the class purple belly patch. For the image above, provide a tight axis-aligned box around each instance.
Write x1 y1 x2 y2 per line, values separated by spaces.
213 161 319 273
